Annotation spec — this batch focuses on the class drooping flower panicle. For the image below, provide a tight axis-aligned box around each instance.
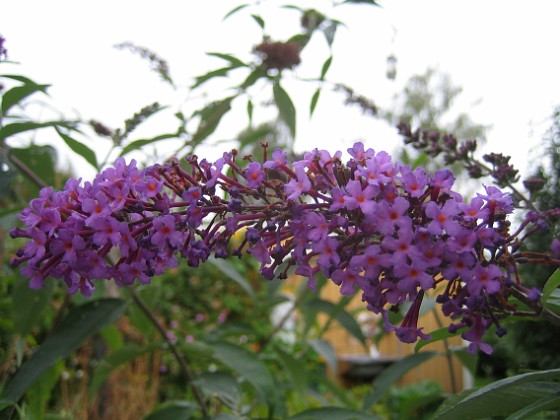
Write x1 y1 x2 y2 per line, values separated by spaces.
11 142 559 352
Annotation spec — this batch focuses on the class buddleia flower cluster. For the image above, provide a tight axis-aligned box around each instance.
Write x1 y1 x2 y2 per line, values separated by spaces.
10 142 559 353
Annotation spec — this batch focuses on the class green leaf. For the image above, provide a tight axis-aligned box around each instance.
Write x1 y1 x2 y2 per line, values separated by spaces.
341 0 381 6
362 352 437 410
544 288 560 314
191 97 233 147
237 124 275 150
0 120 74 141
90 343 163 394
322 21 338 47
207 52 247 68
12 275 55 337
288 34 312 49
434 368 560 419
56 129 98 169
1 82 50 115
320 56 333 80
247 99 253 125
193 371 242 408
274 345 308 392
143 400 198 420
309 339 338 374
239 66 267 90
414 325 465 353
451 349 478 377
207 257 256 301
310 89 321 117
542 268 560 303
290 406 380 420
26 360 64 420
99 323 123 351
119 133 177 157
273 83 296 138
505 390 560 420
223 4 249 20
1 298 127 405
10 145 57 191
192 67 236 89
306 299 367 347
251 14 265 29
211 341 279 415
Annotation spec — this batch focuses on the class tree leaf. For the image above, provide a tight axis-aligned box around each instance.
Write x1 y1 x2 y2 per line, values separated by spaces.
119 133 177 157
309 339 338 374
12 275 55 337
206 52 247 68
290 406 381 420
251 14 265 29
320 56 333 80
362 352 437 410
211 341 279 416
310 89 321 117
192 371 242 409
56 129 98 169
144 400 198 420
306 298 366 347
505 391 560 420
207 257 256 301
434 368 560 419
1 82 50 115
273 83 296 139
223 4 249 20
1 298 127 405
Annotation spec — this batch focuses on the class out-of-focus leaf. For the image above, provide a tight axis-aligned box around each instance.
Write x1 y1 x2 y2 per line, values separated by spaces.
1 298 127 406
505 391 560 420
320 56 333 80
26 360 64 420
0 121 74 141
274 345 308 392
207 52 247 68
119 133 177 157
251 14 265 29
310 89 321 117
211 341 279 416
1 82 50 115
56 129 98 169
451 349 478 377
90 343 163 394
362 352 437 410
341 0 380 6
223 4 249 20
542 268 560 303
414 325 465 353
288 33 312 49
309 339 337 374
322 21 338 47
192 67 235 89
544 289 560 314
10 145 57 191
191 97 233 146
434 368 560 419
193 371 242 409
306 299 366 347
273 84 296 139
237 124 274 150
12 275 55 337
207 257 256 301
290 406 381 420
99 323 123 351
282 5 304 12
247 99 253 125
239 66 267 90
143 401 198 420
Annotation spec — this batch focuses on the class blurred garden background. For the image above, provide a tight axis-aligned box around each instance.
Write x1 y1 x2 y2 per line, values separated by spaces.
1 0 560 418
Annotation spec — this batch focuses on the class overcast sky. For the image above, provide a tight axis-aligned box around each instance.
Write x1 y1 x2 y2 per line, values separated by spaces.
1 0 559 181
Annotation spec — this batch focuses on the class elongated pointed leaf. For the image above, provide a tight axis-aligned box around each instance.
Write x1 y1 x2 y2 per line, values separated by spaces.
144 401 198 420
273 84 296 138
341 0 380 5
207 257 256 300
310 89 321 117
322 22 338 47
290 406 381 420
56 129 98 169
247 99 253 125
434 368 560 419
193 371 242 409
309 339 337 374
191 97 233 146
211 341 279 415
2 83 50 115
320 56 333 80
223 4 249 20
119 133 178 157
10 145 57 191
543 268 560 303
0 121 74 141
12 275 55 337
505 391 560 420
306 298 366 347
362 352 437 410
207 52 247 68
192 67 236 89
26 360 64 420
274 346 308 392
251 14 265 29
414 325 465 353
1 298 127 405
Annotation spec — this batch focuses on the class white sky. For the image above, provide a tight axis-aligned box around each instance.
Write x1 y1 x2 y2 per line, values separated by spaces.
1 0 559 182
